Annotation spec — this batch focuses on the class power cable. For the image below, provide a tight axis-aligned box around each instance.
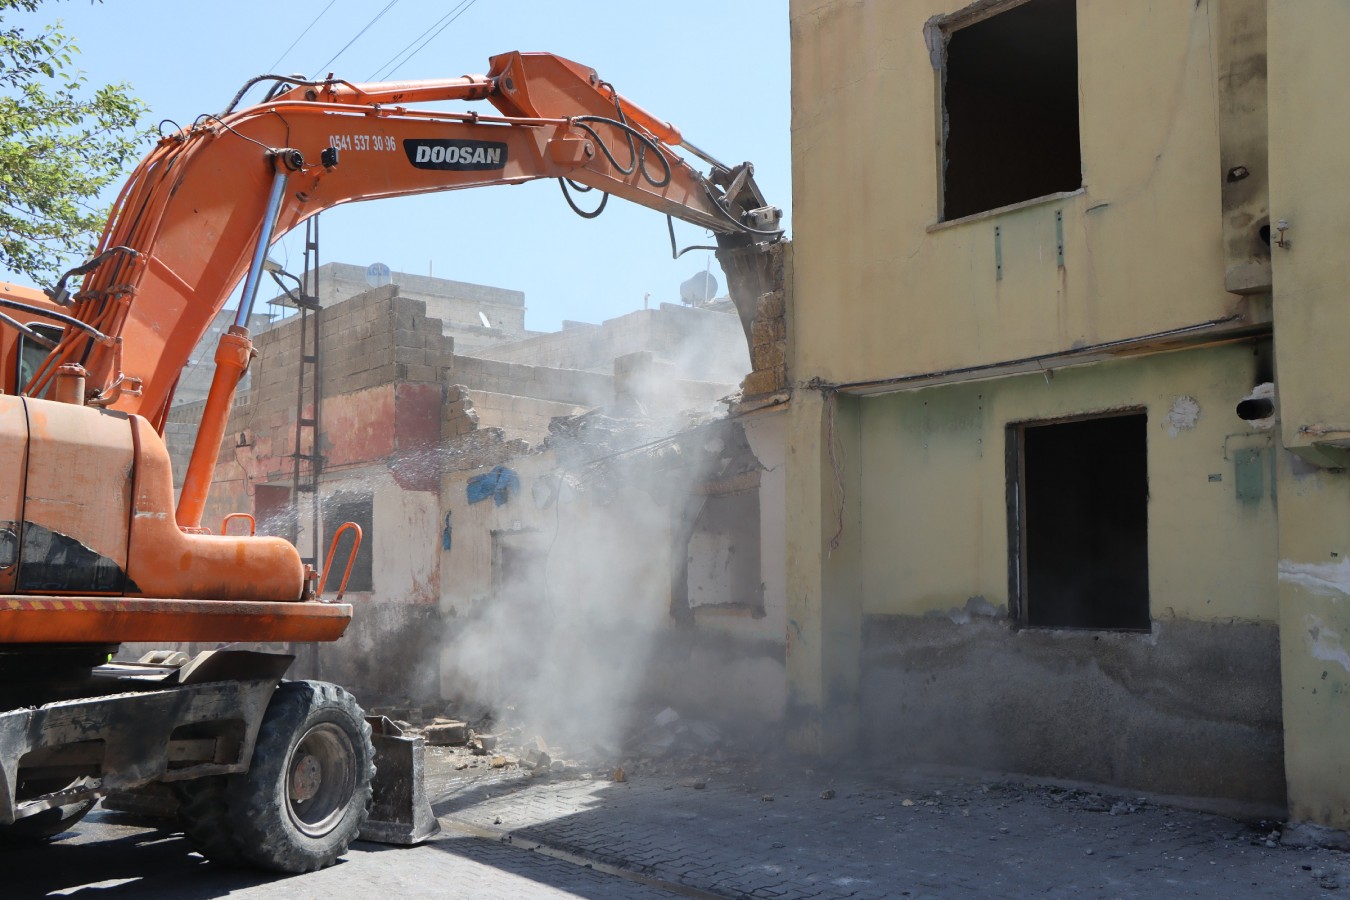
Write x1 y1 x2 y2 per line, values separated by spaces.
382 0 480 80
268 0 338 73
311 0 401 79
367 0 474 81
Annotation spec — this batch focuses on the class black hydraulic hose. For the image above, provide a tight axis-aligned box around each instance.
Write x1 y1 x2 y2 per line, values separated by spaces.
558 178 608 219
220 74 336 116
0 311 57 348
571 115 672 188
0 296 111 344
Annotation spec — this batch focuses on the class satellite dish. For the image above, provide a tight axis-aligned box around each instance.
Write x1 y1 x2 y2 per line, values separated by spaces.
680 270 719 305
365 262 392 288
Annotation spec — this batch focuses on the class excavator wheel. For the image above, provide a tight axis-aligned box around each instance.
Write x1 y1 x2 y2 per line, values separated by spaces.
224 680 374 873
174 776 243 865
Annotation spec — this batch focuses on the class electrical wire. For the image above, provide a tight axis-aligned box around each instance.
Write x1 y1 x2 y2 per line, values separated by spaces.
385 0 479 79
311 0 401 79
193 114 282 155
367 0 478 81
268 0 338 73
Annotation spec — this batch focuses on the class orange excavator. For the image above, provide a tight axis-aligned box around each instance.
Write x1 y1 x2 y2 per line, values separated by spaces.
0 51 780 871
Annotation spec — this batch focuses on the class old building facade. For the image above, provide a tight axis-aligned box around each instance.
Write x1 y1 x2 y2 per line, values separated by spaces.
786 0 1347 828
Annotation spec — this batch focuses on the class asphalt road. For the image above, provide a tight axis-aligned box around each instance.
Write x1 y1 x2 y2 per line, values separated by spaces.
3 808 680 899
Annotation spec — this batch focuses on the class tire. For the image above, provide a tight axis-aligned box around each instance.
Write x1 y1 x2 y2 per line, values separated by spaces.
224 680 374 873
175 776 244 866
0 797 95 842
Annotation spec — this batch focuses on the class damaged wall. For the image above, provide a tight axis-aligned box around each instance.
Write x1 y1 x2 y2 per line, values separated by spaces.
856 344 1283 804
789 0 1259 388
783 0 1342 817
167 263 779 719
436 411 788 740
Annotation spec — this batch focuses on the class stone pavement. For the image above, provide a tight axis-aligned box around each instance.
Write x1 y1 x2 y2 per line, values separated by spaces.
426 755 1350 898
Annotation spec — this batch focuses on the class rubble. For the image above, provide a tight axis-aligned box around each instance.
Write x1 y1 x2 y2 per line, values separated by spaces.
424 720 470 746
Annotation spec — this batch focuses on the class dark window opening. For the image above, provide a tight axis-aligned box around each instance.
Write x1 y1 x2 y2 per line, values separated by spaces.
492 530 548 611
942 0 1082 220
14 323 63 395
1011 412 1149 630
253 485 296 542
684 491 763 616
321 492 373 594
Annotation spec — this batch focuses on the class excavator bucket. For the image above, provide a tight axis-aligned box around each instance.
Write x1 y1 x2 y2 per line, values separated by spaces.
359 716 440 845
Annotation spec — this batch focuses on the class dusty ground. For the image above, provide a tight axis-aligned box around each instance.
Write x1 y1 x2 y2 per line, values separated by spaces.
6 707 1349 898
396 705 1350 899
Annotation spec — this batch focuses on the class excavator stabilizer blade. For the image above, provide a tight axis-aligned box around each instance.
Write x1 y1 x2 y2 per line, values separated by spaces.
358 716 440 845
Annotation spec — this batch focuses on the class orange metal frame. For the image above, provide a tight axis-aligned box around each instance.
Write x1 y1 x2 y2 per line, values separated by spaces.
26 51 752 428
0 596 351 643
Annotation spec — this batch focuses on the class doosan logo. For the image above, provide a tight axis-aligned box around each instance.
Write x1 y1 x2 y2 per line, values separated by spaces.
405 140 508 171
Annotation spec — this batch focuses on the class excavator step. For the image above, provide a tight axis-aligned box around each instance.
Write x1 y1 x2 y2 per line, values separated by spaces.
0 596 352 643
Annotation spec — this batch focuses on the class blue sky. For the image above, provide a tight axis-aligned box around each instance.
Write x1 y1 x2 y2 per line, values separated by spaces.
8 0 791 332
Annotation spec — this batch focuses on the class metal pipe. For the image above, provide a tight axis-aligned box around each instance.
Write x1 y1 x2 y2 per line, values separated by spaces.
235 161 292 328
678 139 730 174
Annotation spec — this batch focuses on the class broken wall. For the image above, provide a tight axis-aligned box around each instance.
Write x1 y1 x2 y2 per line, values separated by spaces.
436 412 788 741
466 302 751 385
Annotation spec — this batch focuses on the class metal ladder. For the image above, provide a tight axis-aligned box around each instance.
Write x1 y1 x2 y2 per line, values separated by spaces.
291 216 323 568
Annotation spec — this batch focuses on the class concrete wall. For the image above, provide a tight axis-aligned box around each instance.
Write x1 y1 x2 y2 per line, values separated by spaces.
1266 0 1350 830
789 0 1262 386
784 0 1324 813
303 262 528 350
856 344 1283 804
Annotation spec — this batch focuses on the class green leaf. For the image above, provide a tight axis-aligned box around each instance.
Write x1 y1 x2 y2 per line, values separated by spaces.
0 0 148 284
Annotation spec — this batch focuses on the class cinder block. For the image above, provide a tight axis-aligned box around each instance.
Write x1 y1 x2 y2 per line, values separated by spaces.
404 363 437 383
751 340 786 371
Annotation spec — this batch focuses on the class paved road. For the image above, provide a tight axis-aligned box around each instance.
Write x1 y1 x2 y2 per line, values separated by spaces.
7 761 1350 898
2 808 681 899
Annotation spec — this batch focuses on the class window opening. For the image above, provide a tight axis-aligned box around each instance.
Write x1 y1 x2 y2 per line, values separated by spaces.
15 323 63 394
941 0 1082 220
321 492 373 593
253 485 296 542
685 491 763 615
1010 411 1149 630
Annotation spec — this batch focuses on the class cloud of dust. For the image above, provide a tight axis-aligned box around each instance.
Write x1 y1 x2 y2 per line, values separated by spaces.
436 288 759 758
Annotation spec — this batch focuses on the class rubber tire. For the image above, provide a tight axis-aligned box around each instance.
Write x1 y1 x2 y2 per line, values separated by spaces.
224 680 374 873
0 797 95 842
174 776 244 866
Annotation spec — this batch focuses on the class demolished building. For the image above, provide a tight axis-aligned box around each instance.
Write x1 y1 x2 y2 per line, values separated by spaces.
163 257 791 733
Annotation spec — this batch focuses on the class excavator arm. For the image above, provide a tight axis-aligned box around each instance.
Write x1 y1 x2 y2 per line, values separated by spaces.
26 51 780 428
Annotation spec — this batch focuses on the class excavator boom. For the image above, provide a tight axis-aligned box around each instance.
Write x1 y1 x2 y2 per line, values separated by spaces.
28 51 778 428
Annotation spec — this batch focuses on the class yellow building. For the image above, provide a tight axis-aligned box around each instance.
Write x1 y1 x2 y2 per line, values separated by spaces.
786 0 1350 827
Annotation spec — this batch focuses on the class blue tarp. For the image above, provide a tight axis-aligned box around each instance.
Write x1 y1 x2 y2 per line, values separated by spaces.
466 465 520 506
